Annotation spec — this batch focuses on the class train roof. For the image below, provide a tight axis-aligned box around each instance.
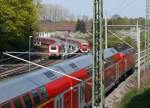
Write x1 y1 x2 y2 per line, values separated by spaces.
66 38 89 44
36 37 62 44
113 44 134 51
104 48 118 59
55 54 92 74
0 55 92 103
0 67 58 103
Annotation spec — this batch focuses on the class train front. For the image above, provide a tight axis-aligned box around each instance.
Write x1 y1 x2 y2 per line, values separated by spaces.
48 44 61 59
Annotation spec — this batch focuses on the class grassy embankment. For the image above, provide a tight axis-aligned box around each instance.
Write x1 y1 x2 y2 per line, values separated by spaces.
118 71 150 108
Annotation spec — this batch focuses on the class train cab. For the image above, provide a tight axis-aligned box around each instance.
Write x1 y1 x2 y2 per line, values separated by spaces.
80 42 90 53
48 44 61 58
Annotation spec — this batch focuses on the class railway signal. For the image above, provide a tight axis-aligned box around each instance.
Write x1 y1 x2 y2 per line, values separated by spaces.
92 0 105 107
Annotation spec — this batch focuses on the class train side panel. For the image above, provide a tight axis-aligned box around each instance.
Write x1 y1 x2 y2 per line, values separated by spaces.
63 87 79 108
37 99 54 108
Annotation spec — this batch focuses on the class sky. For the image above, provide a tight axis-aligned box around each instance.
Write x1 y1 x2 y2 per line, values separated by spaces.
42 0 145 18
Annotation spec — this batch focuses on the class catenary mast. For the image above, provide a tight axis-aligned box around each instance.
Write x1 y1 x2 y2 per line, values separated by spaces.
92 0 105 107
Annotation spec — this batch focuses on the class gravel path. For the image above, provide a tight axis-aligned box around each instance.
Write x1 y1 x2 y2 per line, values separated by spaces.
105 72 138 108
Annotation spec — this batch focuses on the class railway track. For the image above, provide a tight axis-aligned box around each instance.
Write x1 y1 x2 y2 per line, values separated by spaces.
0 58 50 79
0 38 83 79
0 54 82 79
105 72 138 108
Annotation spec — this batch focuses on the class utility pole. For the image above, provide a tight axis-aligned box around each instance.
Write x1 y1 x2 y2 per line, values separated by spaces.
29 36 32 72
92 0 105 107
145 0 150 70
105 17 108 49
137 21 141 89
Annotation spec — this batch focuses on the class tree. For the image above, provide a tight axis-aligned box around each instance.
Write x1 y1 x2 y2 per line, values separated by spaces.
40 4 73 23
75 19 86 33
107 36 121 47
123 36 135 47
0 0 38 54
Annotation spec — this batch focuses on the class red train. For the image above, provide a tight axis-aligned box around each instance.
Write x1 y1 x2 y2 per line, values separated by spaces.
0 45 136 108
48 43 63 58
61 38 90 53
48 38 90 58
34 37 59 46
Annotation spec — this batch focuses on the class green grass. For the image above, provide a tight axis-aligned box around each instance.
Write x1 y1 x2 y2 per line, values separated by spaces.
118 88 150 108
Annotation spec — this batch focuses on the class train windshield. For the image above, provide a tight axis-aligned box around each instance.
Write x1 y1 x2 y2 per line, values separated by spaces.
104 48 118 59
51 46 57 50
82 44 88 48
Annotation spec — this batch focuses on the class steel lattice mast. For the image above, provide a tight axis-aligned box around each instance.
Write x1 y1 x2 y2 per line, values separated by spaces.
92 0 105 107
145 0 150 70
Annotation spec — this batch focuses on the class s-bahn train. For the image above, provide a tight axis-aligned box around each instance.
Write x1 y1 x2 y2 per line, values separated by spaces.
48 38 90 58
48 39 64 58
61 38 90 53
34 37 59 46
0 45 136 108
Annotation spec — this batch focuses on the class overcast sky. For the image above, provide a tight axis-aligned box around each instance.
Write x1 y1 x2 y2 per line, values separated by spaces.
43 0 145 18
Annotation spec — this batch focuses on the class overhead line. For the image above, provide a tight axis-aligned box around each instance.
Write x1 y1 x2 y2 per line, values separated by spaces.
110 0 138 16
3 52 82 82
108 30 135 49
109 0 128 14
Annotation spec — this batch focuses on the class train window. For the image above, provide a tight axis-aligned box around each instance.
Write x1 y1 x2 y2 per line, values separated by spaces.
13 98 23 108
40 86 48 100
51 46 57 50
32 90 41 105
56 98 62 108
105 57 114 66
87 66 92 76
60 98 62 108
80 85 84 103
44 71 55 78
23 94 33 108
1 102 11 108
57 100 59 108
69 63 79 70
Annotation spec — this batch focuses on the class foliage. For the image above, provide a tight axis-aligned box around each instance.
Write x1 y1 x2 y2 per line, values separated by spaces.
75 19 86 33
108 15 145 27
0 0 38 54
40 4 73 23
109 15 130 25
140 32 145 49
87 32 136 48
107 35 122 47
123 36 135 47
118 88 150 108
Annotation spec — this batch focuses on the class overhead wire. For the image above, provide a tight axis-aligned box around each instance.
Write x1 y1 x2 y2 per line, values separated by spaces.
109 0 139 16
109 0 128 14
3 52 82 82
3 52 93 86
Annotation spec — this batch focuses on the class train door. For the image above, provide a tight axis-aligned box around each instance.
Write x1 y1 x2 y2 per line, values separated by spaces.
79 83 85 108
116 63 120 80
119 59 126 76
124 59 127 72
63 87 79 108
55 95 63 108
